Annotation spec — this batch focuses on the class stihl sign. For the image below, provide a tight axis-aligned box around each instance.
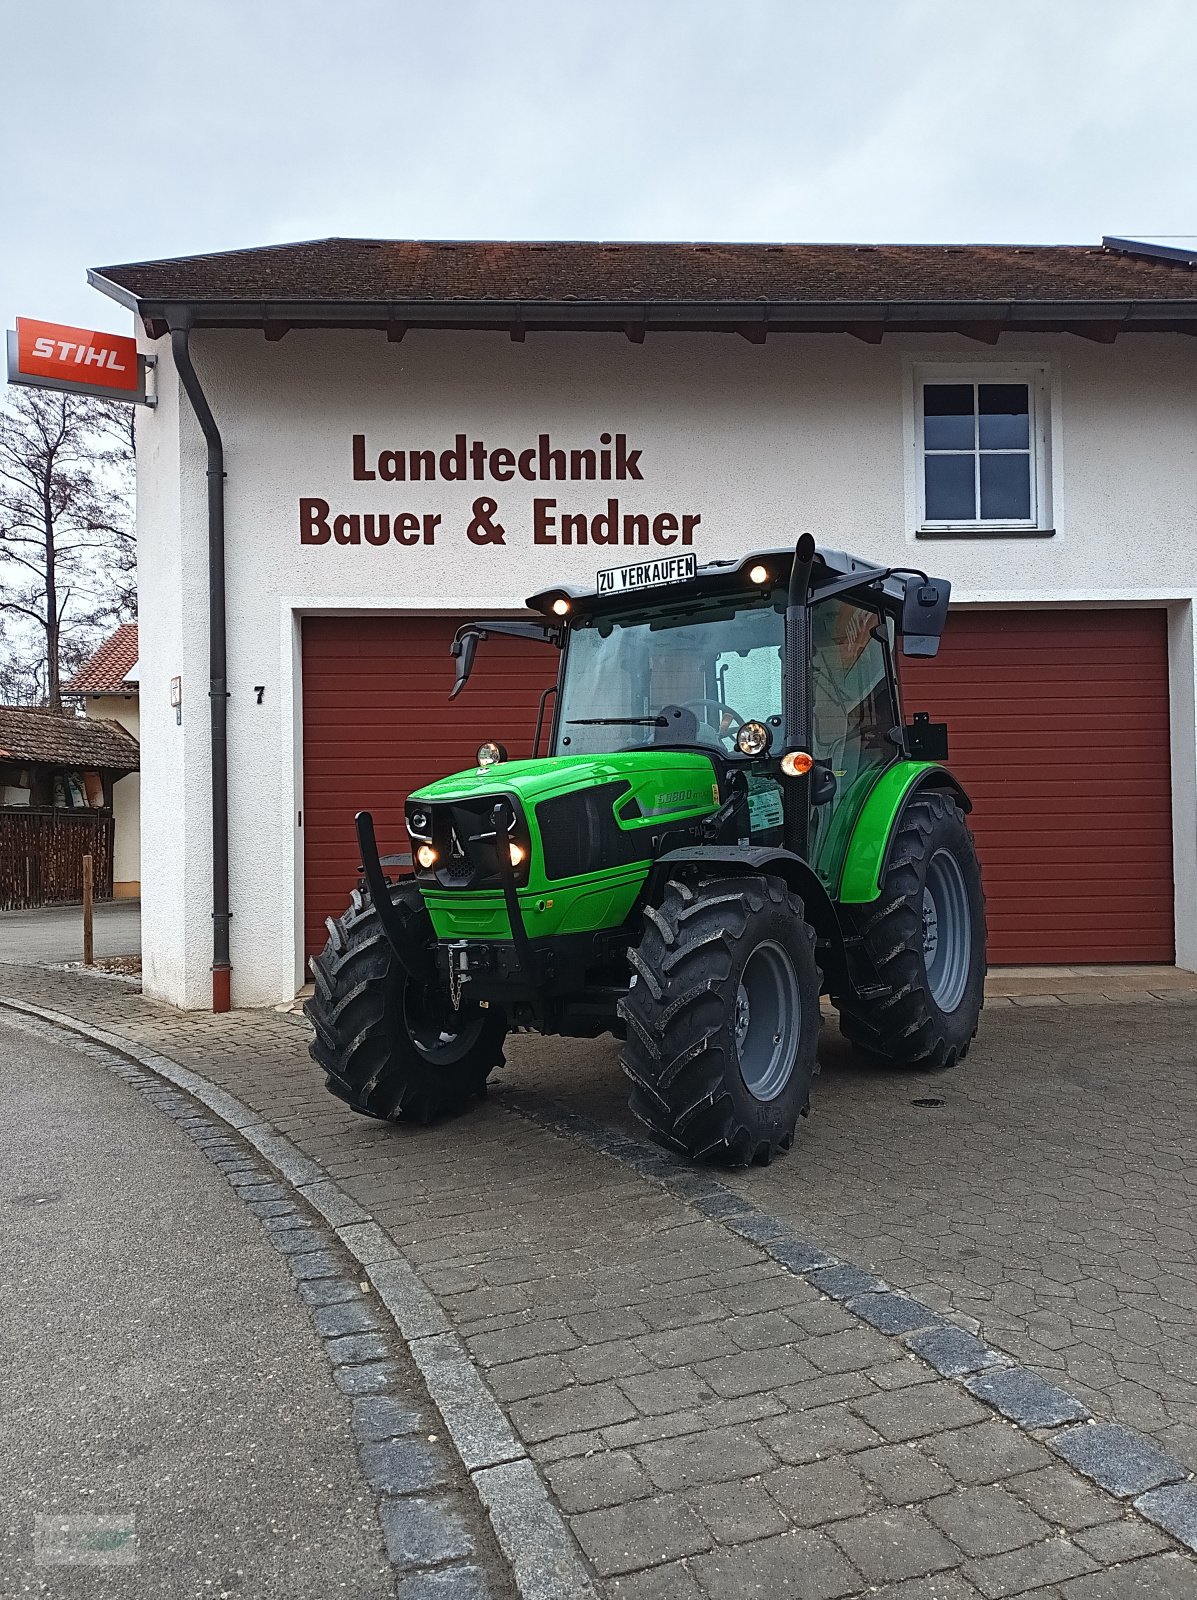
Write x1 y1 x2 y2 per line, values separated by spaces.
6 317 152 405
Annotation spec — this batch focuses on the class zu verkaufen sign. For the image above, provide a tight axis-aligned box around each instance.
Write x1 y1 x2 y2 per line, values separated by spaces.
299 431 704 550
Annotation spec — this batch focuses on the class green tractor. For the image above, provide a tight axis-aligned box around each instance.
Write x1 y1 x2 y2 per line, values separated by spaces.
306 537 986 1166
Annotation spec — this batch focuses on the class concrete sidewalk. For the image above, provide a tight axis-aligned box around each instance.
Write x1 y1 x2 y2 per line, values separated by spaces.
3 966 1197 1598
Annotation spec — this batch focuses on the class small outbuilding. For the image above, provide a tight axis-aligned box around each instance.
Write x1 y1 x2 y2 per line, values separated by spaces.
65 624 142 898
0 706 140 909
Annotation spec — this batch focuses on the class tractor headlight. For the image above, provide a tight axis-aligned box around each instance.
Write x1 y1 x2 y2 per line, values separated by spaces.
406 810 430 837
477 740 507 770
508 842 526 867
415 843 438 869
735 720 773 757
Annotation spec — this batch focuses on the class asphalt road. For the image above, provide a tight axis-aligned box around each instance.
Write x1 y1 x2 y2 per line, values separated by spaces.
0 901 141 965
0 1015 393 1599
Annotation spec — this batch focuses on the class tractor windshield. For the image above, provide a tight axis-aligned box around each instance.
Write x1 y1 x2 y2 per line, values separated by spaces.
555 593 784 756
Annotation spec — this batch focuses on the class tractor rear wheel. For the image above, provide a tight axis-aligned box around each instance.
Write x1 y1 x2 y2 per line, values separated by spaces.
834 791 985 1068
305 882 507 1122
619 874 821 1166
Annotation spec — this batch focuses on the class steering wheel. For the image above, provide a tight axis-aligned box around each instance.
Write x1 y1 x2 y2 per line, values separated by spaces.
679 697 748 749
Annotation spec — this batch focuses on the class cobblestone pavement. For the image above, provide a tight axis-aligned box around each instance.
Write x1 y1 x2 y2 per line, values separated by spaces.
3 965 1197 1599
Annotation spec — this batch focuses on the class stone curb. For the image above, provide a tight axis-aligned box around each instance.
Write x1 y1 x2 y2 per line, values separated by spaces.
0 998 598 1600
497 1084 1197 1557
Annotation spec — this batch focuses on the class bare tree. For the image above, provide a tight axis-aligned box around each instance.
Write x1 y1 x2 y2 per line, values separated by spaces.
0 387 135 709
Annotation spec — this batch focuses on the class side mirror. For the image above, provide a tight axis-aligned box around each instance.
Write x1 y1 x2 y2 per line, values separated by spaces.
810 761 838 806
901 575 951 657
449 631 479 699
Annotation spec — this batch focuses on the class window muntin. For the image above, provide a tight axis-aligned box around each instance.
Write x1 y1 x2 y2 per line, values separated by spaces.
555 595 784 756
919 377 1041 529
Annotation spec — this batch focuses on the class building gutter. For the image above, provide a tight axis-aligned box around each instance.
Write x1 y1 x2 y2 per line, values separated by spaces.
168 322 232 1013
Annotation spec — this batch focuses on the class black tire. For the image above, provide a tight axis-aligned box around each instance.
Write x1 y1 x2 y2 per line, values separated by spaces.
619 874 821 1166
834 791 986 1068
305 882 507 1122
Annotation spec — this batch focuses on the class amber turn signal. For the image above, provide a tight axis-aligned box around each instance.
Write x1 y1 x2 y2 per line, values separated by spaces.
781 750 814 777
415 844 438 869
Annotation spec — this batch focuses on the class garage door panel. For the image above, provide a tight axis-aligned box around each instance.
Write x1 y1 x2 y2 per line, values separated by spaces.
902 607 1172 965
302 616 556 963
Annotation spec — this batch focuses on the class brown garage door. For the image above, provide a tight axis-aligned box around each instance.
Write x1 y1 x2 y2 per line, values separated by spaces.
302 616 556 963
901 608 1173 965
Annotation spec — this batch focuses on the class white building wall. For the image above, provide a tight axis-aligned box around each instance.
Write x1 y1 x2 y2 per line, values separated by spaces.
133 326 1197 1007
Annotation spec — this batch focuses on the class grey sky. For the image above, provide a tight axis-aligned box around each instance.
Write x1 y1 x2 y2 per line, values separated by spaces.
2 0 1196 335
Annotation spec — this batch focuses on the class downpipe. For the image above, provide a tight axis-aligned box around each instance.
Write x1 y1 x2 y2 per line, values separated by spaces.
170 324 232 1012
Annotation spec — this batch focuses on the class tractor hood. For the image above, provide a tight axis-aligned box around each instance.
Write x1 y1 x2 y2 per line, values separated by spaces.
409 750 721 817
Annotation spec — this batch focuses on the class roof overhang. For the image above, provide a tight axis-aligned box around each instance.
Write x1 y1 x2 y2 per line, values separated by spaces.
86 272 1197 343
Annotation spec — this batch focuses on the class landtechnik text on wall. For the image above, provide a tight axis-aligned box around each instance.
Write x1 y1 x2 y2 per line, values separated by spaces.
299 432 703 548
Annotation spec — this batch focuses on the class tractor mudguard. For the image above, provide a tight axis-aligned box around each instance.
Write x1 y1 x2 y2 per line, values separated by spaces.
647 843 851 995
837 763 972 905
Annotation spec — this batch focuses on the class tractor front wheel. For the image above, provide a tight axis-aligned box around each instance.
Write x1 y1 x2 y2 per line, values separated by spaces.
834 791 986 1068
305 882 507 1122
619 874 821 1166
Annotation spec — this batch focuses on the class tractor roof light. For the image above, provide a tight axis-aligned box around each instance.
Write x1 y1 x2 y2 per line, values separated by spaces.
735 720 773 757
477 740 508 769
781 750 814 777
551 597 570 616
747 564 770 586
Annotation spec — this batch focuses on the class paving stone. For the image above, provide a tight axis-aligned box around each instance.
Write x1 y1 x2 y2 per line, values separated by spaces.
325 1331 392 1366
905 1326 1009 1379
873 1577 984 1600
764 1237 837 1274
564 1339 654 1385
852 1382 990 1443
868 1357 939 1391
764 1458 879 1525
924 1483 1053 1557
725 1209 790 1244
695 1344 817 1397
568 1307 651 1344
395 1566 492 1600
1136 1480 1197 1553
572 1493 712 1576
270 1225 328 1255
688 1477 790 1544
692 1527 860 1599
472 1455 597 1600
334 1360 397 1395
922 1423 1046 1485
758 1402 883 1465
854 1442 956 1504
487 1353 574 1402
313 1298 383 1338
776 1370 876 1411
287 1249 344 1281
964 1535 1097 1597
352 1396 426 1443
618 1367 712 1415
378 1495 475 1569
808 1264 889 1300
298 1275 364 1307
359 1438 451 1494
607 1562 704 1599
1073 1514 1174 1563
849 1291 943 1336
965 1367 1090 1429
1057 1552 1197 1597
544 1449 655 1514
1005 1465 1122 1532
829 1506 959 1584
725 1309 805 1351
469 1318 579 1367
602 1394 783 1453
509 1380 637 1443
803 1328 899 1374
1051 1422 1187 1498
637 1322 738 1367
636 1424 777 1491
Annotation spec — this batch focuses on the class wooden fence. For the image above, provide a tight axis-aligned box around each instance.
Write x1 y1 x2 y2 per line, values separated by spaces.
0 810 115 910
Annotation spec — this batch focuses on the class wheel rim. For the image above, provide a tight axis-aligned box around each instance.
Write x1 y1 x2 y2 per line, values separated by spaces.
734 940 802 1102
922 848 972 1014
403 982 486 1064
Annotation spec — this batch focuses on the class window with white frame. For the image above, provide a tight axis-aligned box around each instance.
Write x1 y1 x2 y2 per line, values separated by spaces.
914 367 1051 534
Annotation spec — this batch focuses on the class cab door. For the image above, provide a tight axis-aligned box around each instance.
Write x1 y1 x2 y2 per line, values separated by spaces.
808 599 900 890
